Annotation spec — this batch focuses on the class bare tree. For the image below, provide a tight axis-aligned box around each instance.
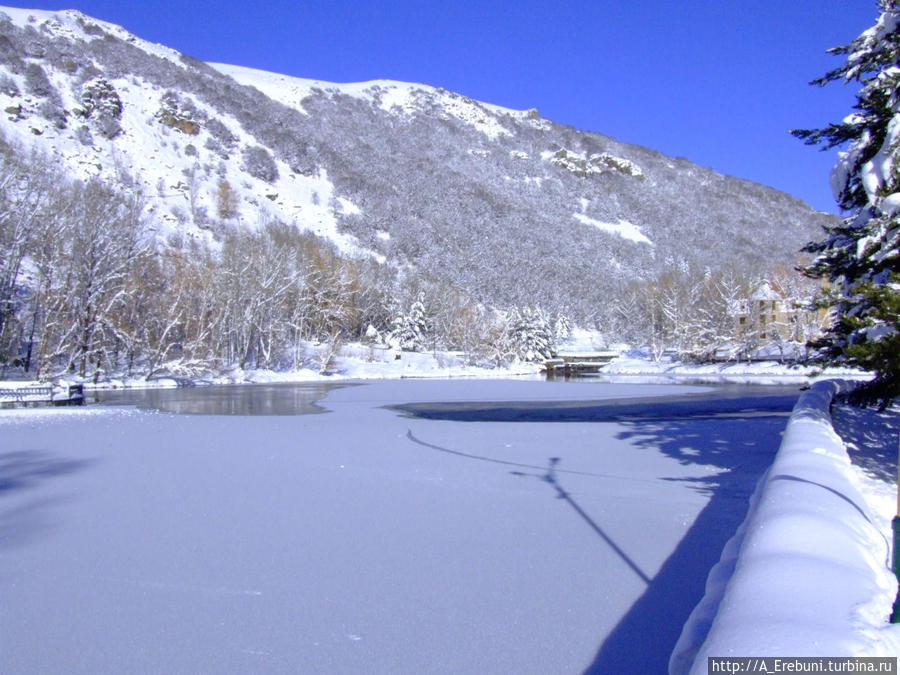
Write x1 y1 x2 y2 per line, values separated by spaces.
37 180 149 380
0 141 67 369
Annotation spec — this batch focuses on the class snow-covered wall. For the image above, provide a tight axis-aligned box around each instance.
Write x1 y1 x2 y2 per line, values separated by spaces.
671 380 900 673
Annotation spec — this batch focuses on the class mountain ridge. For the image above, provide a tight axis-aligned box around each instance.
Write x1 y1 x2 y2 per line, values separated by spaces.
0 5 835 324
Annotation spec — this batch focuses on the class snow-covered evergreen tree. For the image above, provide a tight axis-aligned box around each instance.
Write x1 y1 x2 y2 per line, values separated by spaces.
793 0 900 405
507 306 555 362
553 313 573 344
389 292 430 351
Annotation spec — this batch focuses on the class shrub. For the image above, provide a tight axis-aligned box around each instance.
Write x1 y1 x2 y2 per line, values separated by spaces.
0 72 19 96
242 145 279 183
75 124 94 146
155 91 202 135
24 62 54 97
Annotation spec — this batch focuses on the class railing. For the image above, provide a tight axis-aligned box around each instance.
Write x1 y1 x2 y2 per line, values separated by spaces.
0 383 85 407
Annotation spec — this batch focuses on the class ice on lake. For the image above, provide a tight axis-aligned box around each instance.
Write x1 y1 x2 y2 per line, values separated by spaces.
0 379 798 673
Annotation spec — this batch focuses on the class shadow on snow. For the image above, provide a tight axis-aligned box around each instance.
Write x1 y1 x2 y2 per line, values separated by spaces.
831 403 898 485
394 389 798 673
0 450 97 549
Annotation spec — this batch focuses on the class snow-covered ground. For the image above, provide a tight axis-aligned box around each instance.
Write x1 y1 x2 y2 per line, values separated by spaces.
599 354 868 385
572 213 653 246
211 63 534 142
0 326 868 394
1 379 798 673
1 340 864 394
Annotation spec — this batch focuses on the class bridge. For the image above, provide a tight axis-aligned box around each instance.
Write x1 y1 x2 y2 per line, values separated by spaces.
543 351 619 378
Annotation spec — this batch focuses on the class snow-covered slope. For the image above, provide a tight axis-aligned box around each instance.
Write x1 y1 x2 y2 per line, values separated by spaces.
211 63 532 141
0 5 837 320
0 7 376 257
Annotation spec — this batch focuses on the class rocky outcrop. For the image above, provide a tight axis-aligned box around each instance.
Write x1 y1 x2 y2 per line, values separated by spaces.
549 148 644 179
75 78 122 138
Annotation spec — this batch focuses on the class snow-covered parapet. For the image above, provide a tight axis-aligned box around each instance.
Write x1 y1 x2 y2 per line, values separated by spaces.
671 380 900 673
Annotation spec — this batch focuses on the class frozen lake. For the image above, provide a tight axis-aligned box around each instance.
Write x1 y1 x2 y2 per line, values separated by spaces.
0 379 799 674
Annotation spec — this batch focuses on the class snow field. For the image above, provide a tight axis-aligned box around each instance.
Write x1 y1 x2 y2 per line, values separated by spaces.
211 62 531 141
573 213 653 246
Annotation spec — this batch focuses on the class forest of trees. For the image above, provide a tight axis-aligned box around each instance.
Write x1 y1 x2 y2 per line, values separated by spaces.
0 5 830 381
0 134 824 382
0 135 531 379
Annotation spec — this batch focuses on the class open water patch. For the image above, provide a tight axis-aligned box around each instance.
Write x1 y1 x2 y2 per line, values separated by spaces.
90 382 353 416
389 384 801 423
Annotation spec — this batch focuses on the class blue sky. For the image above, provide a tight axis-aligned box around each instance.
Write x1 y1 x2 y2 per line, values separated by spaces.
2 1 878 213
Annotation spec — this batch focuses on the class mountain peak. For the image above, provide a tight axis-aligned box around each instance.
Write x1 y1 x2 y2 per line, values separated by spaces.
210 62 541 141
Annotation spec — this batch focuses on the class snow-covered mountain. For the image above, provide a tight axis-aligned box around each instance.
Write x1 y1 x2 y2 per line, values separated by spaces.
0 6 834 321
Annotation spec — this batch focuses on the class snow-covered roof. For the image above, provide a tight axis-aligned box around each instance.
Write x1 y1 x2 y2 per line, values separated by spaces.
748 281 780 301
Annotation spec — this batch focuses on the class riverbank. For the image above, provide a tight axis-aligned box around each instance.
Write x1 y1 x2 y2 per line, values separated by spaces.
0 342 869 396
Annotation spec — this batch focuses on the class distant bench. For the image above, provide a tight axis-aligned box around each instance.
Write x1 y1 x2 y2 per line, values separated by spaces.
0 383 85 408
